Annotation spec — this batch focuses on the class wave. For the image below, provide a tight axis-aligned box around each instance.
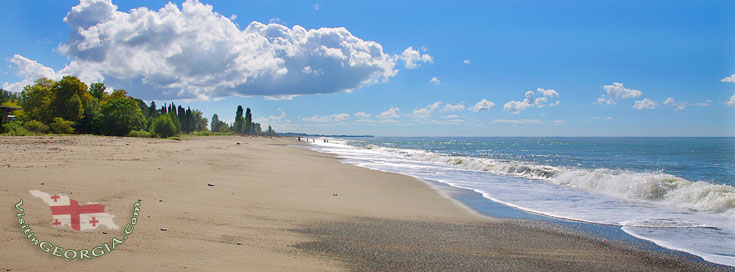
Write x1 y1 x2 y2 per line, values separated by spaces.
357 143 735 216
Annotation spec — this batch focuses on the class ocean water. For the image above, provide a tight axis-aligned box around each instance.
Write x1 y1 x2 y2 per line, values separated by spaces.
306 137 735 267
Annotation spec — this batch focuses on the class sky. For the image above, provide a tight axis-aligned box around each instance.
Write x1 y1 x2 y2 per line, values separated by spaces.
2 0 734 136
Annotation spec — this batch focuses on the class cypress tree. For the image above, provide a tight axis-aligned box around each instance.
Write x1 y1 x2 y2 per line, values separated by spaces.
244 108 252 135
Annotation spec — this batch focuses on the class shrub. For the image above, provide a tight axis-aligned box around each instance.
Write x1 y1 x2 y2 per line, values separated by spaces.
50 117 75 134
23 120 49 133
2 121 32 136
128 130 152 138
151 115 177 138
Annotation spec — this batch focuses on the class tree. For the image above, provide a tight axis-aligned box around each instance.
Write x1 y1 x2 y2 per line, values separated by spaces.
110 89 128 99
244 107 252 135
148 101 158 119
234 105 244 134
88 83 107 101
100 97 146 136
79 97 102 134
21 78 54 123
266 125 275 136
152 114 177 138
50 76 92 129
211 114 221 132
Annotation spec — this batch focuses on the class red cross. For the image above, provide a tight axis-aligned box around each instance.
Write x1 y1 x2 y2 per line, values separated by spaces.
89 217 99 227
50 195 60 202
50 199 105 231
52 219 61 226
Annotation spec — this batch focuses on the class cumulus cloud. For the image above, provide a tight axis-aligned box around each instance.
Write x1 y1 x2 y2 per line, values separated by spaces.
463 59 470 64
727 94 735 107
491 119 543 125
428 77 440 86
354 112 371 118
469 99 495 112
411 102 441 118
633 98 656 110
302 113 349 122
400 46 433 69
441 102 464 112
596 82 642 104
721 74 735 83
4 0 405 100
551 120 565 126
313 3 319 10
503 88 559 114
378 107 400 119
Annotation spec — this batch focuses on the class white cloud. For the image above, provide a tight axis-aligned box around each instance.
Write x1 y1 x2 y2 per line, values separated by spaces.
354 112 371 118
428 77 440 86
604 117 614 120
264 95 297 100
694 99 711 107
596 82 642 104
4 0 400 100
633 98 656 110
441 102 464 112
265 109 287 122
504 88 560 113
551 120 565 126
469 99 495 112
301 113 349 122
663 97 711 110
378 107 400 119
411 102 442 118
400 46 433 69
721 74 735 83
229 14 237 20
313 3 319 10
442 115 460 119
463 59 470 64
664 97 686 110
491 119 543 125
727 94 735 107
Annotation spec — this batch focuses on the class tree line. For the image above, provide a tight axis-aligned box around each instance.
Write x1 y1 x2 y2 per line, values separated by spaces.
1 76 275 137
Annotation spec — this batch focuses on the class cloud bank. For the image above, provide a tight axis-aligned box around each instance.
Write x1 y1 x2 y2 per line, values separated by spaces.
3 0 431 100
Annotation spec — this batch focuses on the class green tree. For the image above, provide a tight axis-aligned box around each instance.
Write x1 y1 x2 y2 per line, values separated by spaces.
79 97 102 134
88 83 108 101
244 107 252 135
50 76 89 124
100 97 146 136
20 78 54 123
211 114 221 132
234 105 244 134
151 114 177 138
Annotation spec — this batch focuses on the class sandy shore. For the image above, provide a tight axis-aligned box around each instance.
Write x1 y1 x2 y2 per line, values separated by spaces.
0 136 726 271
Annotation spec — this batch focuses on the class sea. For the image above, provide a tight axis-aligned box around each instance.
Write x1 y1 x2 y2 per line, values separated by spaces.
305 137 735 267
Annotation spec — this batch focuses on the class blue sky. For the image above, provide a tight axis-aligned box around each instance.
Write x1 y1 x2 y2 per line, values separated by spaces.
2 0 734 136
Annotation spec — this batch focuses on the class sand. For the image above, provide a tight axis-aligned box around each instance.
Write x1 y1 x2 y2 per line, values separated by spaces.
0 136 727 271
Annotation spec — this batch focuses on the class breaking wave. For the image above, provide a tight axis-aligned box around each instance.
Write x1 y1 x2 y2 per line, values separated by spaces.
361 144 735 216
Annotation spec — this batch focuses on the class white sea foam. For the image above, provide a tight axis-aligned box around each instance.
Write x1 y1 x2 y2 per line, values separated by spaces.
353 142 735 216
305 138 735 267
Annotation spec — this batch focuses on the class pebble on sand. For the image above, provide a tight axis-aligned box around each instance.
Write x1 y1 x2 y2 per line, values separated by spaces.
160 228 167 231
208 183 214 187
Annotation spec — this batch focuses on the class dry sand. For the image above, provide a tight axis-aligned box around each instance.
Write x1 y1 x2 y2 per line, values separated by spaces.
0 136 727 271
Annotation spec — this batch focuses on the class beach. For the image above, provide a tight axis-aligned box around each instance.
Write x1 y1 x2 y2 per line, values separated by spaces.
0 136 726 271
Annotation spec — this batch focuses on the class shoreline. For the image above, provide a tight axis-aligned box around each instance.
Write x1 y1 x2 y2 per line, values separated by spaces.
1 135 729 271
